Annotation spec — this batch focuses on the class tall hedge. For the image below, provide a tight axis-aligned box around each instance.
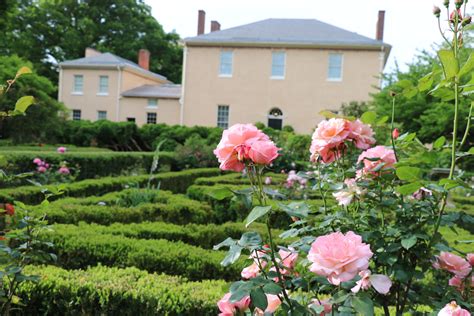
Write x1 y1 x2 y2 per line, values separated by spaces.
18 265 226 315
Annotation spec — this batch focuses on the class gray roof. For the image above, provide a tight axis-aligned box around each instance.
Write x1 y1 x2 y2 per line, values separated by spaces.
185 18 389 49
121 84 181 99
60 53 169 82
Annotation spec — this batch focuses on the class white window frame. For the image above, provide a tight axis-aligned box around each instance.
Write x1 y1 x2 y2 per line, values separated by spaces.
217 105 229 129
72 75 84 94
327 53 343 82
97 110 107 120
146 112 157 124
72 109 81 120
147 98 158 109
97 75 109 95
271 51 286 79
219 50 233 77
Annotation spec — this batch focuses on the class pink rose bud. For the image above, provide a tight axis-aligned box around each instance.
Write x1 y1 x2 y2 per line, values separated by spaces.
247 140 280 165
462 15 472 26
57 146 67 153
392 128 400 139
450 9 463 22
433 6 441 17
217 292 250 315
443 0 450 7
454 0 464 9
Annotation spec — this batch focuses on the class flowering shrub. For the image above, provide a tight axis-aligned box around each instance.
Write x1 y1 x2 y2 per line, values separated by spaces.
212 6 474 312
31 148 78 184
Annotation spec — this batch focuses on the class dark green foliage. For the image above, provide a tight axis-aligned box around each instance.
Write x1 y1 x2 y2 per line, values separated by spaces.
1 151 177 182
0 55 66 143
340 101 369 118
17 265 225 315
31 189 213 225
0 168 220 204
41 225 244 281
175 134 219 169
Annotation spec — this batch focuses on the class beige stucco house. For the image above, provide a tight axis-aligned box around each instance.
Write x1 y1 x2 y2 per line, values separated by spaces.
58 48 181 125
181 11 391 133
58 11 390 134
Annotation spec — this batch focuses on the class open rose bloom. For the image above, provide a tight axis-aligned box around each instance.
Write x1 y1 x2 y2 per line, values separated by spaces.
214 124 279 172
433 252 472 278
332 178 364 207
310 118 375 163
308 231 373 285
357 146 396 176
438 301 470 316
217 292 250 316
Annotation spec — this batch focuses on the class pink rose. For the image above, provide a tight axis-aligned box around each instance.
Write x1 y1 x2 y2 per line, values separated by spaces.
214 124 270 172
255 294 281 315
438 301 470 316
308 299 332 315
217 292 250 316
33 158 42 165
308 231 373 285
270 248 299 279
57 146 67 153
248 140 279 165
448 276 463 289
241 250 267 279
332 178 364 207
433 252 472 278
348 119 376 150
357 146 396 175
467 253 474 266
58 166 70 175
37 166 47 173
350 270 392 295
413 187 433 200
310 118 350 163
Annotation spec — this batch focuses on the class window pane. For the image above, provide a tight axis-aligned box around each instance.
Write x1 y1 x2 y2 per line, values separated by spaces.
147 112 157 124
219 51 233 75
73 75 83 93
147 99 158 107
217 105 229 129
72 109 81 120
271 52 285 77
328 53 343 80
97 111 107 120
99 76 108 94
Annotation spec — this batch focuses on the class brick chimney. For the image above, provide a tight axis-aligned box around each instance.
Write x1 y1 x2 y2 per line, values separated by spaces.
138 49 150 70
197 10 205 35
376 10 385 41
85 47 101 57
211 20 221 32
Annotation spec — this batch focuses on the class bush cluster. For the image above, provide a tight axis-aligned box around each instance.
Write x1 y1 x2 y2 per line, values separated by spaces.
41 224 244 281
0 168 220 204
18 265 225 315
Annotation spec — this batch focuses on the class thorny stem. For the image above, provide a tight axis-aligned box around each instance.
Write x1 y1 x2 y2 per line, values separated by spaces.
459 101 472 148
316 163 327 212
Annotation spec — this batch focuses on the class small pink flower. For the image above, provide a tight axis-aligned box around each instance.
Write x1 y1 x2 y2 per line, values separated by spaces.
357 146 396 175
57 146 67 153
392 128 400 139
255 294 281 315
332 178 364 207
37 166 47 173
467 253 474 266
413 187 433 200
433 252 472 278
308 231 373 285
265 177 272 185
248 140 279 165
241 250 267 279
214 124 270 172
33 158 42 165
438 301 470 316
270 248 299 279
217 292 250 316
348 119 376 149
58 166 70 175
449 276 463 289
350 270 392 295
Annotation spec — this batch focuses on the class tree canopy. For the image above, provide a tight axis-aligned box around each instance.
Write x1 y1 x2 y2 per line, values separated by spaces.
1 0 183 84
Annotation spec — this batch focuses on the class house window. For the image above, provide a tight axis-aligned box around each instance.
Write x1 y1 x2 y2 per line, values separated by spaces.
127 117 136 122
73 75 83 93
98 76 108 94
97 111 107 120
147 99 158 108
219 51 233 76
147 112 157 124
217 105 229 128
72 109 81 120
268 108 283 130
328 53 343 81
271 51 286 78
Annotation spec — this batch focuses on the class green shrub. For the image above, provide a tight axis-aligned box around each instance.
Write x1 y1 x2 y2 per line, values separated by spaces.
194 172 286 186
0 151 177 181
32 189 213 225
0 168 220 204
17 265 226 315
52 221 282 249
42 225 244 281
175 135 219 169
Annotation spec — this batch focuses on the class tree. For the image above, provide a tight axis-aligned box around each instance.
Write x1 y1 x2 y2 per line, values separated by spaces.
1 0 183 84
0 55 66 143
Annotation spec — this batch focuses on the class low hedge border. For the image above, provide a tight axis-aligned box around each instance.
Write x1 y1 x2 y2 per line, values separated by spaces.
193 172 287 186
31 189 213 225
0 168 220 204
17 265 226 315
42 225 244 281
52 221 284 249
1 151 178 181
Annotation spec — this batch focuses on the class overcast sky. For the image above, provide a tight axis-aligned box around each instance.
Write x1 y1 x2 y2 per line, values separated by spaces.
147 0 460 73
